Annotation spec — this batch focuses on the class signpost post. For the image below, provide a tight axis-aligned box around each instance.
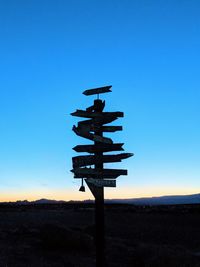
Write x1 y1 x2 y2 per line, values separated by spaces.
71 86 133 267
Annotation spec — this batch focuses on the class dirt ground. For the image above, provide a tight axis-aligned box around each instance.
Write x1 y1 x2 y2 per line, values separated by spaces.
0 203 200 267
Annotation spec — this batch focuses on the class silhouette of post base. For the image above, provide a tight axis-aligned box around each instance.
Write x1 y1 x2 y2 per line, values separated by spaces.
95 187 104 267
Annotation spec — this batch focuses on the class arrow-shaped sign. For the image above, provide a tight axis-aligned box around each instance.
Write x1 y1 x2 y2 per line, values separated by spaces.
77 115 119 126
72 153 134 168
71 168 128 179
71 110 124 119
90 125 123 132
77 121 122 133
86 178 116 187
83 85 112 96
73 143 124 153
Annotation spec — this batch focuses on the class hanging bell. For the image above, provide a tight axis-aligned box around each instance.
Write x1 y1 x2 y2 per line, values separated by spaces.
79 178 85 192
79 185 85 192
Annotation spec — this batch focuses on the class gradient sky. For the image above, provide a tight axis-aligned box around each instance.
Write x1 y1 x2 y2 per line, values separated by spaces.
0 0 199 201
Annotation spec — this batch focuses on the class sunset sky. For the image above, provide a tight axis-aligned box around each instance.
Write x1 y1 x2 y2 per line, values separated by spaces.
0 0 199 201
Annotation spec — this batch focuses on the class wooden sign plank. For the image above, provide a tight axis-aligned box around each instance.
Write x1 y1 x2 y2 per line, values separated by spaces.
77 122 122 133
78 116 119 126
101 126 122 132
83 86 112 96
73 143 124 153
72 153 134 168
90 126 123 132
72 125 113 144
71 110 124 119
71 168 128 179
86 178 116 188
93 116 118 125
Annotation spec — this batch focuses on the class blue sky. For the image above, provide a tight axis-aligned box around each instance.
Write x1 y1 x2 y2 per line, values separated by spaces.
0 0 199 201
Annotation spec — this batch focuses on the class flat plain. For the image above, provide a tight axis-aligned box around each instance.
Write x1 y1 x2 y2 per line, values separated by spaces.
0 203 200 267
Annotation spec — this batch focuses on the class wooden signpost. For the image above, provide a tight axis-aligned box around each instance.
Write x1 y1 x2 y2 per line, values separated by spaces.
71 85 133 267
73 143 124 153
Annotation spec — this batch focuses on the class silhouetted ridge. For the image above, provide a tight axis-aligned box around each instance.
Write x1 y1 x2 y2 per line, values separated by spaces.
105 193 200 205
1 193 200 205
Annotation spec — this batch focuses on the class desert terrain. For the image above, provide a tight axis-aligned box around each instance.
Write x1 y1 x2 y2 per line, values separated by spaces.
0 203 200 266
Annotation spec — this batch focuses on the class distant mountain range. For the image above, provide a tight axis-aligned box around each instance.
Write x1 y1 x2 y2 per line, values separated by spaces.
1 194 200 206
0 199 67 205
15 199 67 205
105 193 200 205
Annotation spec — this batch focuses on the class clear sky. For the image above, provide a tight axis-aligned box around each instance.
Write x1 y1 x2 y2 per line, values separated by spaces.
0 0 199 201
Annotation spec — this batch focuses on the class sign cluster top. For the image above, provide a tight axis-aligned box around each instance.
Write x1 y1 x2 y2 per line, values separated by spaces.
83 85 112 96
71 85 133 194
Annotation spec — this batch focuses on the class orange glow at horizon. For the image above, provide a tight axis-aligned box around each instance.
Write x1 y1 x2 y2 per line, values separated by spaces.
0 186 200 202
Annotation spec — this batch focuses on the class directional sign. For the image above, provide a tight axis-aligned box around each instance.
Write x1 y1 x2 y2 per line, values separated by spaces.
83 85 112 96
76 122 122 133
90 126 123 132
73 143 124 153
86 178 116 187
78 116 119 126
71 167 128 179
72 153 134 168
71 110 124 119
72 125 113 144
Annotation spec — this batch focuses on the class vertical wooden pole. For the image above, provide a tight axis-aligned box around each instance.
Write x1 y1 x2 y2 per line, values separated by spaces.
95 188 104 267
94 99 104 267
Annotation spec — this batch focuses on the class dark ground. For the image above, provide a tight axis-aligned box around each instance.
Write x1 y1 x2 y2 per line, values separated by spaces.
0 203 200 267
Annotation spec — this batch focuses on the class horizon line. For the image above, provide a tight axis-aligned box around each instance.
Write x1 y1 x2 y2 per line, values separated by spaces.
1 192 200 203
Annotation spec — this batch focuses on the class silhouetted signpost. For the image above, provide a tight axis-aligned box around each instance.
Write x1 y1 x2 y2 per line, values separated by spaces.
71 85 133 267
